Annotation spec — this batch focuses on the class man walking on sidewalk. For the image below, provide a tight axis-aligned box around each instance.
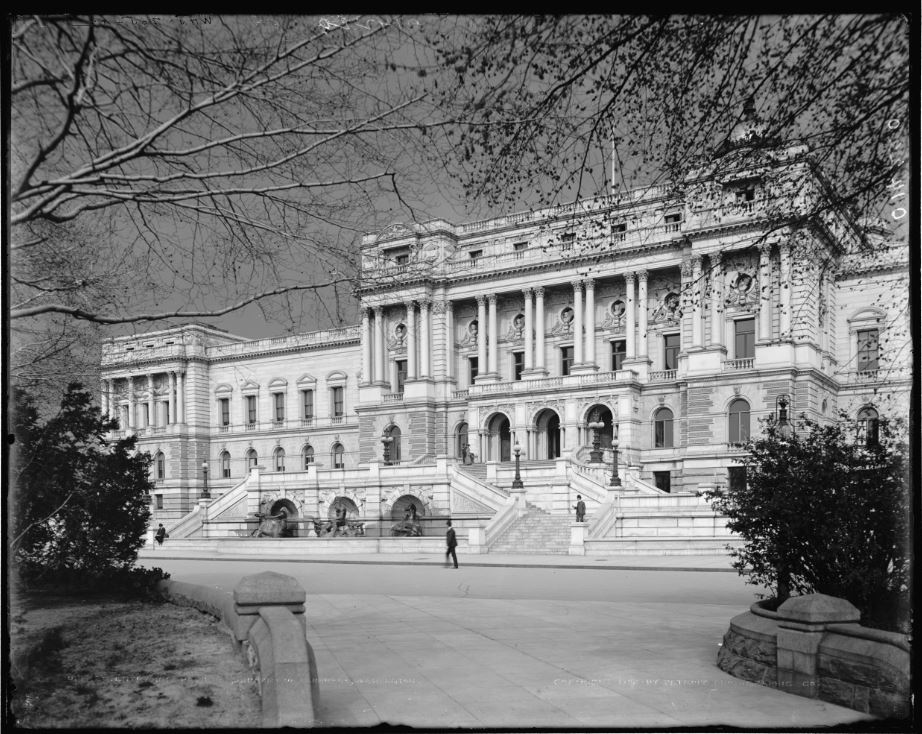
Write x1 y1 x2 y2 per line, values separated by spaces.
445 520 459 568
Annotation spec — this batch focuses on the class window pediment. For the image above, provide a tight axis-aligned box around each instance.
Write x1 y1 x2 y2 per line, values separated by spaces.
214 383 234 396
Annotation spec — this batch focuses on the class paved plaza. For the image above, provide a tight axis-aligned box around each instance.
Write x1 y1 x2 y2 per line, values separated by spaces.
140 551 876 728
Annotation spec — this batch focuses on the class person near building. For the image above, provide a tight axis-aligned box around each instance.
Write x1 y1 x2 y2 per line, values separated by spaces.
573 495 586 523
154 524 168 548
445 520 458 569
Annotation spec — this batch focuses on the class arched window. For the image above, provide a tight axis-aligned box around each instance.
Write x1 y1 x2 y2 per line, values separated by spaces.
857 407 880 447
332 443 345 469
273 447 285 472
303 444 314 469
220 451 231 478
653 408 674 448
155 451 165 480
246 449 258 471
728 399 751 445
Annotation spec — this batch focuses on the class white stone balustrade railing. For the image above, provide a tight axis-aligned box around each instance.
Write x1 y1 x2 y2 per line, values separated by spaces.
723 358 754 370
468 370 635 397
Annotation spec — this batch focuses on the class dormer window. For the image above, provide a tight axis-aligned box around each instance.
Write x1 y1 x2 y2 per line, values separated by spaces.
385 245 410 265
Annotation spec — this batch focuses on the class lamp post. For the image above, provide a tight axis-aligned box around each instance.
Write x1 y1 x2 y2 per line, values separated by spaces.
777 395 793 440
201 460 210 499
609 424 621 486
511 441 523 489
381 429 394 465
588 420 604 463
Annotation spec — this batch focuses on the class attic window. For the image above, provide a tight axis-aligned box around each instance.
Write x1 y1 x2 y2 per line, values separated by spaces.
385 245 410 265
469 249 483 261
612 222 627 241
664 212 683 231
165 340 174 345
513 241 527 251
144 343 154 348
560 232 575 249
126 346 134 351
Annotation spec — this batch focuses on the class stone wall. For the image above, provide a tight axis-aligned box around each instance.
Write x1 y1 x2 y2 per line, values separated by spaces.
717 594 909 720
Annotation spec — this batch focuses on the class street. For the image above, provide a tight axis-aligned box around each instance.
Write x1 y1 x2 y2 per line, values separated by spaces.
141 556 871 729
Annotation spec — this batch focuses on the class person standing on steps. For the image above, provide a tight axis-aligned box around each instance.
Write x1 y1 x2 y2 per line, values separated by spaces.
573 495 586 523
154 523 168 548
445 520 459 568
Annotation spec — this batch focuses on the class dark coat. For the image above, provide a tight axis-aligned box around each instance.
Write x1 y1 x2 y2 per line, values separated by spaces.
446 527 457 549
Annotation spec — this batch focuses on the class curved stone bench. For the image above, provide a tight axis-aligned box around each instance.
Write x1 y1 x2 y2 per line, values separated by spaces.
717 594 909 720
159 571 319 727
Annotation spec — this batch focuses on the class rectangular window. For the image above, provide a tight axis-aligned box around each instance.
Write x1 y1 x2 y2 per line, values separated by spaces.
274 392 285 423
734 318 756 359
302 390 314 421
653 471 671 493
469 356 479 382
142 404 150 428
220 398 230 426
857 329 879 371
332 386 344 417
664 334 680 370
513 352 525 381
396 359 407 393
611 340 626 371
728 467 747 491
664 212 683 231
469 249 483 261
559 232 575 249
513 241 527 252
155 494 163 510
386 245 410 264
246 395 256 425
561 346 574 376
612 222 627 241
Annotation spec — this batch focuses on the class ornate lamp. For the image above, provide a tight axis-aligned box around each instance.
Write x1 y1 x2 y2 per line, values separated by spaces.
588 419 605 463
512 441 524 489
201 460 210 499
777 395 793 440
609 424 621 487
381 429 394 465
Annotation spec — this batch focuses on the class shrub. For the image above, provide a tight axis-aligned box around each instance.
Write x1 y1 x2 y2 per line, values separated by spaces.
706 412 910 632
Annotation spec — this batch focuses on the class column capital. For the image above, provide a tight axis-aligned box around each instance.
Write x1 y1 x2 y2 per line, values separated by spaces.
522 287 533 297
758 242 773 257
680 259 694 277
625 271 636 284
584 277 595 290
487 293 497 306
373 305 384 315
475 294 486 306
418 297 431 309
636 270 648 283
711 251 723 267
431 299 447 314
404 298 416 309
534 286 545 298
571 279 584 291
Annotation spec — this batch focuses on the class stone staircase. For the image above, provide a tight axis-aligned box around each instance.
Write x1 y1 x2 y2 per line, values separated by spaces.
488 503 570 555
457 463 489 482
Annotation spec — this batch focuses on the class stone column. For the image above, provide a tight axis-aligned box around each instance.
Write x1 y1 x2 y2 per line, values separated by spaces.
169 372 177 423
487 294 498 375
177 371 185 424
692 255 704 348
758 244 772 341
780 243 792 338
710 253 723 347
535 287 546 371
100 380 109 420
420 298 431 378
476 295 487 377
374 306 385 383
147 374 155 427
361 308 372 385
585 278 596 365
405 300 417 380
128 377 135 429
523 288 533 370
625 273 636 359
572 280 584 365
390 360 399 393
444 300 454 381
637 271 649 357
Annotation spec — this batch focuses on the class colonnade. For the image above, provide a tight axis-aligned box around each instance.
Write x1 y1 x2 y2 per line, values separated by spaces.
101 371 186 429
359 243 793 386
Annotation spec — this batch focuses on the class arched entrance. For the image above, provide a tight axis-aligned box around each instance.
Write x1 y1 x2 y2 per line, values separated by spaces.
456 421 469 461
487 413 512 462
535 409 561 459
585 404 614 452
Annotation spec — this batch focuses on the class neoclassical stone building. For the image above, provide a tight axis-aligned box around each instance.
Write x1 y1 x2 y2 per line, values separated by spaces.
100 122 910 554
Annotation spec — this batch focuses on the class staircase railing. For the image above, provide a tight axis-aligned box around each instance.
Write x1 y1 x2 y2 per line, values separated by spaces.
624 468 666 495
450 464 509 512
166 470 257 538
483 494 526 548
567 461 610 505
587 496 621 539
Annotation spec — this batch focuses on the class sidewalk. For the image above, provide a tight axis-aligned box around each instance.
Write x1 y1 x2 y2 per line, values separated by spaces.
138 548 737 572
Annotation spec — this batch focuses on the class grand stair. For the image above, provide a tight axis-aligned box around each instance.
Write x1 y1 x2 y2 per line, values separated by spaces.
489 503 570 555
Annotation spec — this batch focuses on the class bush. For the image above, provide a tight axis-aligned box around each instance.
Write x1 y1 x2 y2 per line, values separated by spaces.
706 412 910 633
17 562 171 600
